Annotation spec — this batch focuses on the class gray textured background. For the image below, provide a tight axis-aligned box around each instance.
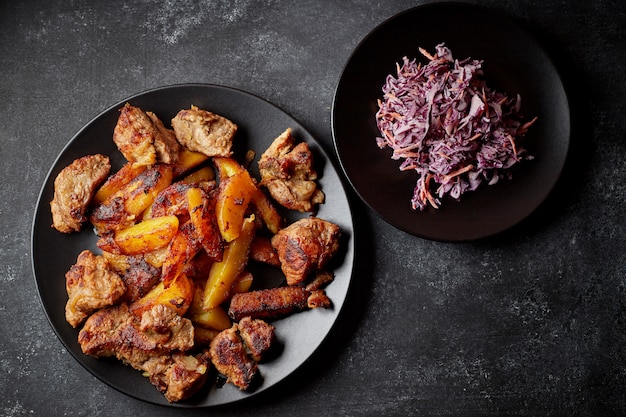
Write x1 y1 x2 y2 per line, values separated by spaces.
2 0 625 416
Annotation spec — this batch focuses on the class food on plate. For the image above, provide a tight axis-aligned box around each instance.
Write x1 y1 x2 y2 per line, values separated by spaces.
171 105 237 157
113 103 180 165
375 43 538 210
50 154 110 233
258 128 325 212
50 103 343 402
271 217 341 286
65 250 126 328
228 285 332 322
78 303 207 402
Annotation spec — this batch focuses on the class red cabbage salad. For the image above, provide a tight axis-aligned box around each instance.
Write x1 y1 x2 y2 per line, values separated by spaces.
375 43 538 210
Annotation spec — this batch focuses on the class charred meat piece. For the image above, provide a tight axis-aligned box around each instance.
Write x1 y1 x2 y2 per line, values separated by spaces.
249 235 281 267
228 286 310 322
65 250 126 328
121 256 161 303
258 128 324 212
79 303 204 402
209 324 258 391
79 303 194 367
237 317 276 362
171 105 236 157
142 351 211 403
50 154 110 233
113 103 180 166
271 217 341 286
307 290 332 309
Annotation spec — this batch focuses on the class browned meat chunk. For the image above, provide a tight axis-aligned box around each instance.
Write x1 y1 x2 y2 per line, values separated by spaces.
65 250 126 328
171 105 236 157
113 103 180 166
142 351 211 402
228 286 310 322
209 324 258 391
307 290 332 309
237 317 276 362
121 256 161 303
249 236 281 267
270 217 341 285
50 154 111 233
258 128 324 212
78 303 204 402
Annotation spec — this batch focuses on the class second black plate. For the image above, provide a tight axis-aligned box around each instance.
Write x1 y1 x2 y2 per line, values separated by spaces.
332 3 570 241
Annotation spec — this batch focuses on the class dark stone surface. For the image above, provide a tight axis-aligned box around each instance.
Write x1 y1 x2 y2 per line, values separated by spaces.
1 0 625 415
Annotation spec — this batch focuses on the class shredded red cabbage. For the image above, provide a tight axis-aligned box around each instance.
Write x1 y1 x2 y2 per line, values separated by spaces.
375 43 537 210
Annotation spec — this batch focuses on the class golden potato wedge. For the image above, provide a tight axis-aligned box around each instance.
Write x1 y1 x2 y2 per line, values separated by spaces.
202 215 257 310
180 166 215 184
187 187 224 261
189 289 231 330
143 247 168 269
113 215 179 255
91 164 174 231
93 162 147 205
215 169 257 242
251 188 283 234
129 273 194 317
214 156 283 234
161 220 202 288
173 148 210 177
231 270 254 294
213 156 243 179
146 182 194 219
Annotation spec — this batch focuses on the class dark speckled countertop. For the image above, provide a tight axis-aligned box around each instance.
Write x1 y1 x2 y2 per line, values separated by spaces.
2 1 625 416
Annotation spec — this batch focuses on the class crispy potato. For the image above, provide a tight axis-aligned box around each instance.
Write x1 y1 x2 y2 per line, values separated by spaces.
113 215 179 255
251 188 283 234
145 182 193 219
187 187 224 261
161 220 202 288
173 148 210 177
180 166 215 184
144 247 168 269
91 164 174 231
129 273 194 317
214 157 283 234
202 215 257 310
93 162 147 205
231 270 254 294
189 289 231 330
215 169 258 242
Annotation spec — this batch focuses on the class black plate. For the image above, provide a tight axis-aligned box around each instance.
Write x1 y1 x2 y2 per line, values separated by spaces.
332 3 570 241
31 84 354 407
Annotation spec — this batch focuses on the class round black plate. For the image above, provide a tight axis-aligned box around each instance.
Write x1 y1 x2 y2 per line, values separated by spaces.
332 3 570 241
32 84 354 407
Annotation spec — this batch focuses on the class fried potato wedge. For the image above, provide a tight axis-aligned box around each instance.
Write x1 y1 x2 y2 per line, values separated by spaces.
215 168 258 242
189 290 231 330
93 162 148 205
113 215 179 255
180 166 215 184
161 220 202 288
91 164 174 231
202 215 257 310
173 148 210 177
231 270 254 294
129 273 194 317
187 186 224 261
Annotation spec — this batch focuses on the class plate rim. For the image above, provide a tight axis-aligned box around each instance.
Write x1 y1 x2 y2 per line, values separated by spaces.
331 2 571 241
31 82 356 407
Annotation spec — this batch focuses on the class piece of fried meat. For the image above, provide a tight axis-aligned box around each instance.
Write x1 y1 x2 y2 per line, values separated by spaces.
50 154 110 233
258 128 324 212
270 217 341 286
65 250 126 328
171 105 236 157
113 103 180 165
